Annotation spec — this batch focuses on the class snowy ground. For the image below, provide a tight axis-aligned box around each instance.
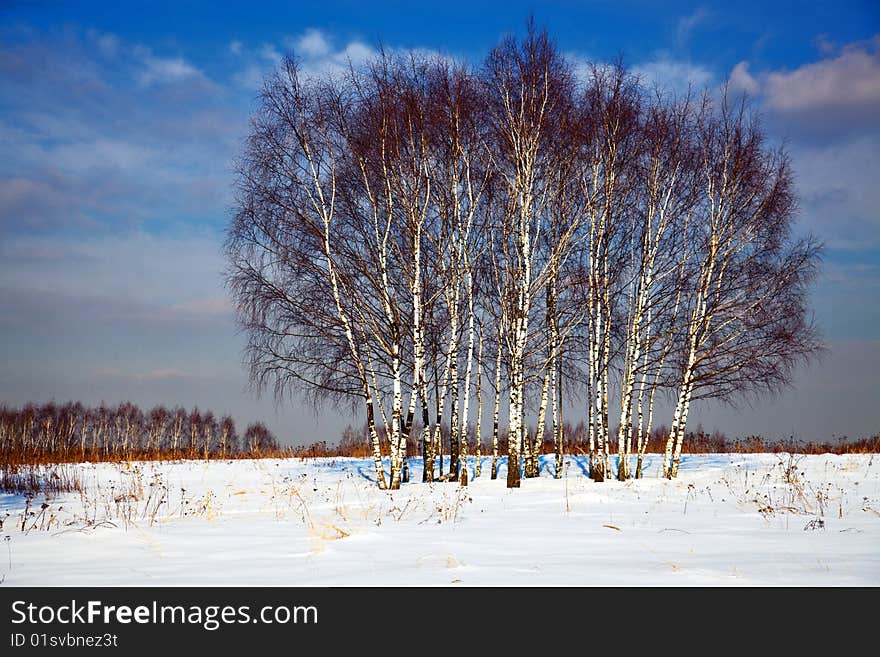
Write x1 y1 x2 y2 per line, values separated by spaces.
1 453 878 586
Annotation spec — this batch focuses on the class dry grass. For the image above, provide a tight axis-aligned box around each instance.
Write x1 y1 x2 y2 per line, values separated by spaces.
672 432 880 455
0 447 297 468
0 463 83 496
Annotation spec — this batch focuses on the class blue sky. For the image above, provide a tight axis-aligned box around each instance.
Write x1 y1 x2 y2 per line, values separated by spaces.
1 1 878 443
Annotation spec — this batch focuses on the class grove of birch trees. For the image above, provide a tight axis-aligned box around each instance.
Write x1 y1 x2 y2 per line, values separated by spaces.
0 401 279 461
225 27 822 489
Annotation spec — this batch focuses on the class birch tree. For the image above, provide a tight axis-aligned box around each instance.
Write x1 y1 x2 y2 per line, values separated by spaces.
226 58 391 488
483 26 575 488
573 64 638 480
614 93 697 479
661 94 822 478
424 61 491 483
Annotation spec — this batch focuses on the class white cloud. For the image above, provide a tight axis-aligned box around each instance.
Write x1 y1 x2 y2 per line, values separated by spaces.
259 44 283 65
232 31 378 88
294 28 331 58
765 45 880 114
230 29 448 91
338 41 374 65
632 57 713 95
139 55 201 86
565 52 714 97
228 40 243 56
723 40 880 259
566 53 599 84
294 37 376 79
728 61 758 95
0 29 242 238
725 38 880 135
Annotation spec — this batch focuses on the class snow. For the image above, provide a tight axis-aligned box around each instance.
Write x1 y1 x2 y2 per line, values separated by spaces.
1 453 878 585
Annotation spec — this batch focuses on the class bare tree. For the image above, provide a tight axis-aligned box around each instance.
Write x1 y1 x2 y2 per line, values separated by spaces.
482 25 577 488
661 94 822 478
226 57 391 487
0 401 271 460
613 92 698 479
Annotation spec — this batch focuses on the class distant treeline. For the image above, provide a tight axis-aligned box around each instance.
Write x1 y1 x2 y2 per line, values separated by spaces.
0 401 282 463
1 401 876 466
294 422 880 461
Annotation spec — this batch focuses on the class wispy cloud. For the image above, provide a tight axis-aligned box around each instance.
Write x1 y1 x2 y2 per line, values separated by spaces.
566 51 714 98
87 29 120 58
258 43 283 65
674 5 711 49
632 56 713 95
789 135 880 250
138 54 201 86
231 28 378 89
0 229 228 306
0 27 245 238
814 33 836 56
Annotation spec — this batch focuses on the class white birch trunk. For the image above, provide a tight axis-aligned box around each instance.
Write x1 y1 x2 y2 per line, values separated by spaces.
601 266 612 479
474 324 484 479
449 343 460 481
432 306 459 480
616 273 651 481
533 365 551 478
593 300 606 481
491 331 502 480
550 289 562 478
671 379 695 478
663 350 695 478
506 359 522 488
458 264 476 486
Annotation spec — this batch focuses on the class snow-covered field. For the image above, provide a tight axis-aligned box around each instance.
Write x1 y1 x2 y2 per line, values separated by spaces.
1 453 878 586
